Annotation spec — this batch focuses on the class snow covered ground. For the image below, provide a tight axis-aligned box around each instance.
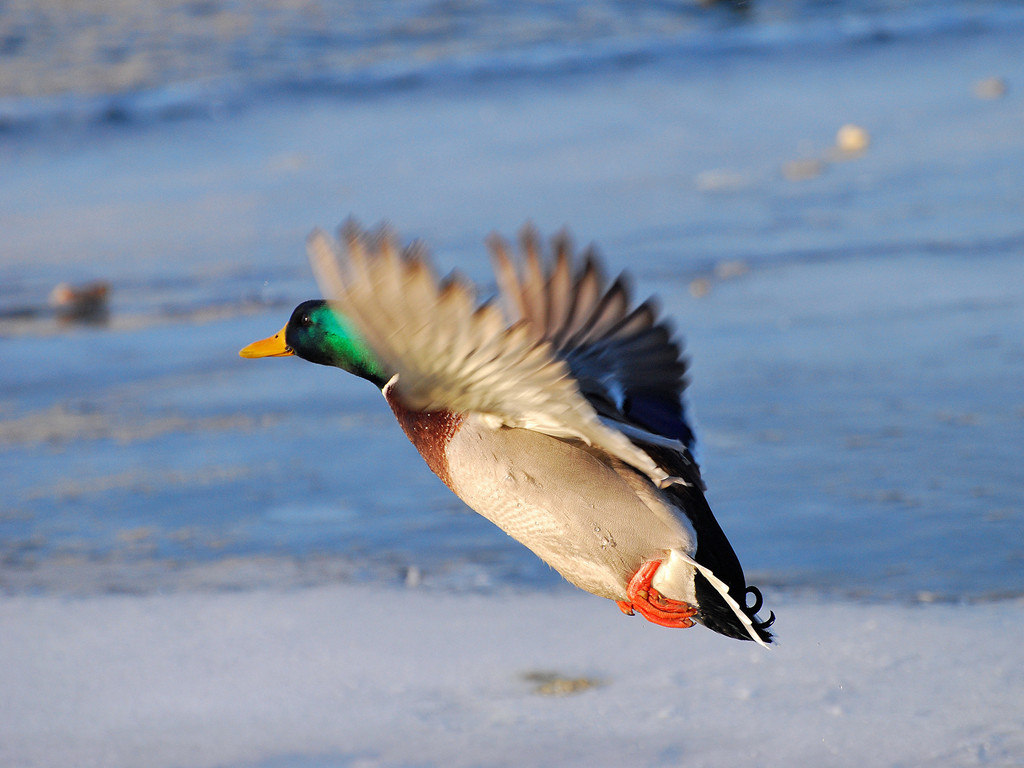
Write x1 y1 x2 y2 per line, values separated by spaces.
2 584 1022 768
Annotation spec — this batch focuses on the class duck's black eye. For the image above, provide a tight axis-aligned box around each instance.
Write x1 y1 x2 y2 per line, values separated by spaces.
299 314 312 327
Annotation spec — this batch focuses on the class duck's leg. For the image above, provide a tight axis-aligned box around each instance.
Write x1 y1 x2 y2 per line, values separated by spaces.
617 560 697 628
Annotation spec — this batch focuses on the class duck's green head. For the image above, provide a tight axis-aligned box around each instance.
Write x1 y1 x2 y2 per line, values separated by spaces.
240 300 387 387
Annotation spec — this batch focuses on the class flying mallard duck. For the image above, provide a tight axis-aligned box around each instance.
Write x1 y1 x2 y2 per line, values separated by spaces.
241 222 774 645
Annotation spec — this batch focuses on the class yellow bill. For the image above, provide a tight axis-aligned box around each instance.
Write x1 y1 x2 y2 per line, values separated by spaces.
239 323 294 358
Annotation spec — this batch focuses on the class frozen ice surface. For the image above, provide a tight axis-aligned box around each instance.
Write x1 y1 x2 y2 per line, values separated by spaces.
1 586 1022 768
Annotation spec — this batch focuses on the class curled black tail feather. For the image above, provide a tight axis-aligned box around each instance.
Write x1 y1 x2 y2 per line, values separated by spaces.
744 585 764 614
745 585 776 633
694 572 774 644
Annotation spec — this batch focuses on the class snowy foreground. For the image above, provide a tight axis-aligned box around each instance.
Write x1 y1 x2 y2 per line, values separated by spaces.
2 585 1022 768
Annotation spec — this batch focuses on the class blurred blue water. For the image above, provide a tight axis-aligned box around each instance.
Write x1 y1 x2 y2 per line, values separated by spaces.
2 0 1024 128
1 0 1022 600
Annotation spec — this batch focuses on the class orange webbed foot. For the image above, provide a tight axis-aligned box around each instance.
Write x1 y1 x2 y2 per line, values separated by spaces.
619 559 697 628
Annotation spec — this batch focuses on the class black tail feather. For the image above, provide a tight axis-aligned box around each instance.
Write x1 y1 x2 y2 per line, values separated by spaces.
695 572 774 644
640 442 774 644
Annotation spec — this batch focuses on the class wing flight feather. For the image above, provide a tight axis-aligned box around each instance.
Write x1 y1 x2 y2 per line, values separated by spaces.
307 222 680 487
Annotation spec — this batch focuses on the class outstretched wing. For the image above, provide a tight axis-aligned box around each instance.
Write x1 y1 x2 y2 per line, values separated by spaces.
307 222 683 488
488 227 696 452
487 229 772 640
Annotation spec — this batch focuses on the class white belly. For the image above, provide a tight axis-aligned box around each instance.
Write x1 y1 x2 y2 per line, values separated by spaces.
443 417 697 602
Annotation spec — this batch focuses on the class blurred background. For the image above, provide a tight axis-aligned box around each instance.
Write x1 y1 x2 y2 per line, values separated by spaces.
1 0 1023 602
